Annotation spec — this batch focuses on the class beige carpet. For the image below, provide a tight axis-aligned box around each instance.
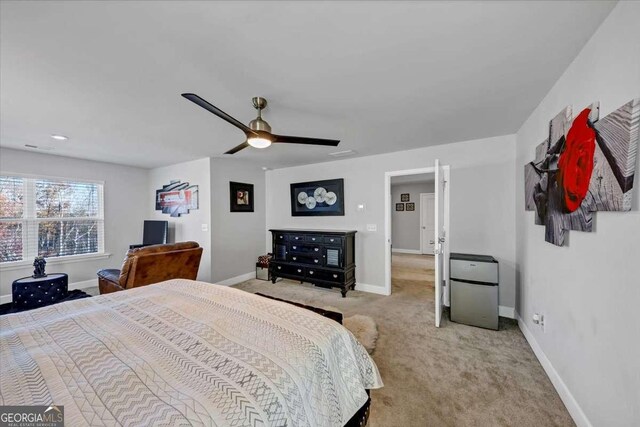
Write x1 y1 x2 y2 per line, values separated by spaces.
233 254 574 427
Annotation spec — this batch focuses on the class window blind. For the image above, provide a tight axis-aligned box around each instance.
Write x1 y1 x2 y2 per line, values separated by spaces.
0 176 24 262
0 175 104 263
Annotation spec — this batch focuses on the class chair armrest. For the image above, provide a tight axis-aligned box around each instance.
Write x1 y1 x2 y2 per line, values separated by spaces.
97 269 123 294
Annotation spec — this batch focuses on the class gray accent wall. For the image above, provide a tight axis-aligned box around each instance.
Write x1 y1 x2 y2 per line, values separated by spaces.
210 158 266 283
390 181 434 251
265 134 516 310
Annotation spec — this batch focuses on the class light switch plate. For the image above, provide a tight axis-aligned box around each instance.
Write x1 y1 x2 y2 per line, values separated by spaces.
366 224 377 232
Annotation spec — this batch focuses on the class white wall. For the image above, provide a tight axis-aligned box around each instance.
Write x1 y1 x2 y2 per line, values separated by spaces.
210 158 266 283
266 134 517 309
515 3 640 426
391 181 433 251
148 157 211 282
0 148 148 297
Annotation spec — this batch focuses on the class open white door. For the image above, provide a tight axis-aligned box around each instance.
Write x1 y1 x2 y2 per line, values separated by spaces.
434 159 445 327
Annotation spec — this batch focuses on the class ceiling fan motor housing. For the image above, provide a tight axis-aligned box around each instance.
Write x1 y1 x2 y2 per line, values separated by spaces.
249 96 271 133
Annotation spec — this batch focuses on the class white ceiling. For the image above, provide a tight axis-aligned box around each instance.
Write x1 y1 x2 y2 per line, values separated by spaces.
0 1 615 169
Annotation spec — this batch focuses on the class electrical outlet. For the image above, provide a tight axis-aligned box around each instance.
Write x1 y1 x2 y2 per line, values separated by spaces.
532 313 545 332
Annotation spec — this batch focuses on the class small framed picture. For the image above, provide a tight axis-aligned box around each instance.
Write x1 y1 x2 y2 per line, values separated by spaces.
406 202 415 211
401 193 410 202
395 203 405 211
230 182 254 212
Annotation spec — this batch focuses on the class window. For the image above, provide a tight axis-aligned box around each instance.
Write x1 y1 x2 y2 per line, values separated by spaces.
0 175 104 264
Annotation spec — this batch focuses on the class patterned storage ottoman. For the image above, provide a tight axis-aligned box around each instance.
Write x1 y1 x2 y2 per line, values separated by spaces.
12 273 69 310
256 254 273 281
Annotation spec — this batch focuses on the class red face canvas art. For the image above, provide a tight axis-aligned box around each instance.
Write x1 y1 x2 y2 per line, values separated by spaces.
524 99 639 246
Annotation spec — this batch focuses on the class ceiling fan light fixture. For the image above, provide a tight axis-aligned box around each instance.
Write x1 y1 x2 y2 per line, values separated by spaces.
247 137 272 149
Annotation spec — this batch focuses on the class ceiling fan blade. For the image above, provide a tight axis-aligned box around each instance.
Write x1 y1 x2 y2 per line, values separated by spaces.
273 134 340 147
182 93 257 136
224 141 250 155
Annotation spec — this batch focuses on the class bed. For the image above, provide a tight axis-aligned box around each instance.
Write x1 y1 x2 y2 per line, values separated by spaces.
0 279 382 426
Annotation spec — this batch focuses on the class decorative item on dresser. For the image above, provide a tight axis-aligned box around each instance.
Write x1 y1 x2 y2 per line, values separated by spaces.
269 229 356 297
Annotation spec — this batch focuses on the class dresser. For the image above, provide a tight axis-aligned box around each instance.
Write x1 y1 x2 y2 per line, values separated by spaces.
269 229 356 297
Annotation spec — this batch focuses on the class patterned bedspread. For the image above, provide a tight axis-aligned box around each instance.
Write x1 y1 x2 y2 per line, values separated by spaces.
0 279 382 426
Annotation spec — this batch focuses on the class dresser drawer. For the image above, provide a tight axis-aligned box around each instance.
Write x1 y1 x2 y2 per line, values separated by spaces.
290 254 323 266
274 233 288 243
290 243 321 254
273 264 306 277
324 236 343 245
307 269 344 283
305 235 322 243
289 234 305 242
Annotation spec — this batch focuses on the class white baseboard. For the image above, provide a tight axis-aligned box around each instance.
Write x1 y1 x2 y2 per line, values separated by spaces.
499 305 516 319
354 283 389 296
518 315 591 427
392 248 422 254
216 271 256 287
0 278 98 305
70 278 98 290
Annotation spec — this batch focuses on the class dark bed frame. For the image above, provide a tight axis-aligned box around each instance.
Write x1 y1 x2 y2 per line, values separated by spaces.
255 293 372 427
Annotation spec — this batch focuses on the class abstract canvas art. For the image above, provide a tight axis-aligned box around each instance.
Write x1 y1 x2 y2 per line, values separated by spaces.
524 99 639 246
155 180 199 217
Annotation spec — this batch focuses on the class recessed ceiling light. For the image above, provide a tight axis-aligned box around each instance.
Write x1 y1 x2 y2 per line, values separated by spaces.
50 134 68 141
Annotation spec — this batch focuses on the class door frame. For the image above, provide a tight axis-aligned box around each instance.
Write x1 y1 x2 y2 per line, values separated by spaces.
419 192 435 255
384 166 450 298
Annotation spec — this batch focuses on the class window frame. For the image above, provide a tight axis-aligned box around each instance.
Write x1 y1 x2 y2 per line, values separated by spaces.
0 172 108 268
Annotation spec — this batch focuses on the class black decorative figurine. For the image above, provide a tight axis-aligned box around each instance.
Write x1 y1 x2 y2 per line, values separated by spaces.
32 256 47 278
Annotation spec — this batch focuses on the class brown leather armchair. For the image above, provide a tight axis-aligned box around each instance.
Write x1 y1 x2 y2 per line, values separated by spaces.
97 241 203 294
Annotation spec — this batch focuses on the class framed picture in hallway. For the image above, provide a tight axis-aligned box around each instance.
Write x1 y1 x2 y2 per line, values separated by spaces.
401 193 410 202
406 202 415 211
395 203 404 211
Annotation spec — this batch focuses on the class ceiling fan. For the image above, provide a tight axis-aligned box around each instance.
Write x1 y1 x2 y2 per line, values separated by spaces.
181 93 340 155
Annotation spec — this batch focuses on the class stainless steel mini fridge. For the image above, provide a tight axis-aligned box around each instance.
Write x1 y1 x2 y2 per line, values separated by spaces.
450 253 499 330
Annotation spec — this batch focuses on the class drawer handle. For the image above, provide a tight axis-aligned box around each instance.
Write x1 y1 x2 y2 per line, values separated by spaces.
314 248 319 252
277 266 282 270
293 257 297 261
333 274 338 278
279 235 283 238
314 260 319 263
295 237 299 240
330 238 335 242
292 246 297 249
297 269 302 273
310 271 314 275
312 238 316 241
